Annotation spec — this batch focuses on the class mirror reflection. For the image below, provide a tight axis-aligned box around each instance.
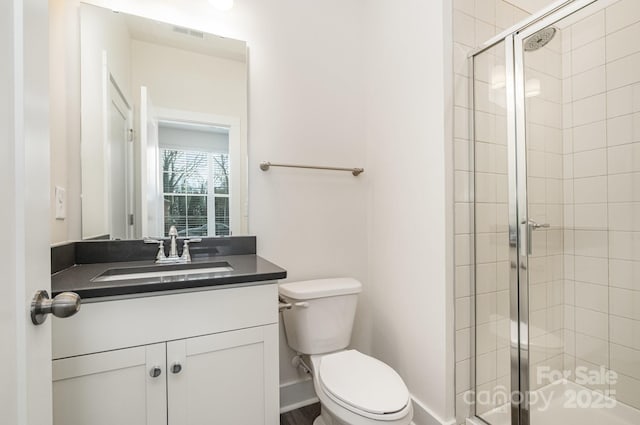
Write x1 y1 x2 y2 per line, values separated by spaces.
79 3 248 240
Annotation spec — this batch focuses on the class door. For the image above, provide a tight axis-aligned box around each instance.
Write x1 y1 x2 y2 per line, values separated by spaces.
107 79 133 239
515 1 640 424
52 344 167 425
0 0 53 424
167 325 279 425
471 37 516 425
140 86 161 238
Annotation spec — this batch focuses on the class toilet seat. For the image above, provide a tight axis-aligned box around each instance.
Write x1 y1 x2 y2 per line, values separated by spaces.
315 350 410 421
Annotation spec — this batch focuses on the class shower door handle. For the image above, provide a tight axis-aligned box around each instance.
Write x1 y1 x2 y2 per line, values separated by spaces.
528 220 550 230
522 219 550 255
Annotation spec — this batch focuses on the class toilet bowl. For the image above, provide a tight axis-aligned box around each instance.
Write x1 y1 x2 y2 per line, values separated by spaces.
309 350 413 425
279 278 413 425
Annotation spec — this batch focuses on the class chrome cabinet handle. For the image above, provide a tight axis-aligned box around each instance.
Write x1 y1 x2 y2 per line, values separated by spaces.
149 366 162 378
31 290 81 325
171 363 182 374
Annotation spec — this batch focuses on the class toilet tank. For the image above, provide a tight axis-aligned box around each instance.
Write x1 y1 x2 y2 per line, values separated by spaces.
279 278 362 355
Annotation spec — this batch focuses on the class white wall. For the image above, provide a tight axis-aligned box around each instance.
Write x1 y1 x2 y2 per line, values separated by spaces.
158 126 229 153
364 1 455 422
50 0 82 244
234 0 371 393
131 40 247 122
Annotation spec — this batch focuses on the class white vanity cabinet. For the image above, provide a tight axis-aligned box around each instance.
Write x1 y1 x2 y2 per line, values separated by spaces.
167 326 277 424
52 283 279 425
53 343 168 425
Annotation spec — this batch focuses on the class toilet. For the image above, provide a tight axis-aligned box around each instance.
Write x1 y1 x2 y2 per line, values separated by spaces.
279 278 413 425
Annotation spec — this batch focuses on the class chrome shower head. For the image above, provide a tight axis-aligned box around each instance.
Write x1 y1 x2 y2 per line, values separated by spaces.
524 27 557 52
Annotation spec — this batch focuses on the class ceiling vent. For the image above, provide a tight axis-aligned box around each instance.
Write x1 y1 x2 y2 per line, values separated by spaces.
173 26 205 39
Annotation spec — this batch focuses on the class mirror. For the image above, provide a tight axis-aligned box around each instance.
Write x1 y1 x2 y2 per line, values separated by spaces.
79 3 248 240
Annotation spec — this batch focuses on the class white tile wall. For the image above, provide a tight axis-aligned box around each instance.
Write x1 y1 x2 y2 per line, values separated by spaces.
523 29 567 392
562 1 640 409
606 0 640 34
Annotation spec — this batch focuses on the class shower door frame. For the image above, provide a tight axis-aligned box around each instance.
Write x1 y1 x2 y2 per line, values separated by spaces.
468 1 601 425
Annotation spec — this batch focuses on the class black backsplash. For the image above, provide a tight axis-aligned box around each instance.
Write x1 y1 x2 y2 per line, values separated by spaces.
51 236 257 274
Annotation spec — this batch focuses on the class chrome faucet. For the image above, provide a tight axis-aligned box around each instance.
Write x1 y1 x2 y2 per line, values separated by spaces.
144 226 202 264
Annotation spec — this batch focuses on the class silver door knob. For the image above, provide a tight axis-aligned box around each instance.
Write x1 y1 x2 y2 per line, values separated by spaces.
149 366 162 378
171 362 182 374
31 290 81 325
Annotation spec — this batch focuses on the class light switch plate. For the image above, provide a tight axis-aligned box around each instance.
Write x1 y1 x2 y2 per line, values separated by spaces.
55 186 66 220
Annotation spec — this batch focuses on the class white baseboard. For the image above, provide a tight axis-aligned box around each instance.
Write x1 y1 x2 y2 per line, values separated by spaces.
411 396 457 425
280 378 319 414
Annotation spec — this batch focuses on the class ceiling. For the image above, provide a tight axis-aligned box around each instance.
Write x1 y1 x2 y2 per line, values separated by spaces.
122 11 246 62
505 0 562 14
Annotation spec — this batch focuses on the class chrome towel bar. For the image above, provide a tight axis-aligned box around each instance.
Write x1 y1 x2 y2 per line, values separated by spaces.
260 161 364 176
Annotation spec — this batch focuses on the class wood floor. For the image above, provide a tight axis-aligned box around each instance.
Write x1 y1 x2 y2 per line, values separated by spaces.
280 403 321 425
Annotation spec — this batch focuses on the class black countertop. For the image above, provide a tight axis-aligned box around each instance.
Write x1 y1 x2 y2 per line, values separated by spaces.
52 254 287 300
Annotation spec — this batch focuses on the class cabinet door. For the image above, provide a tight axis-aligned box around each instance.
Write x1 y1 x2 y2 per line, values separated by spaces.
167 324 279 425
53 343 167 425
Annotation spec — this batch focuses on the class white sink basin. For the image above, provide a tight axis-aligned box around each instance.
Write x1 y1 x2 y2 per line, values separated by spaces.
91 262 233 283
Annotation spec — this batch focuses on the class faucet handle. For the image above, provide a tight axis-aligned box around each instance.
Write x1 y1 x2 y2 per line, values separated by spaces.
180 238 201 263
144 238 166 262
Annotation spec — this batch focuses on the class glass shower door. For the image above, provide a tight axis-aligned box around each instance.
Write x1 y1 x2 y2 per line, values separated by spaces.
471 38 517 425
515 0 640 424
470 1 640 425
515 14 567 425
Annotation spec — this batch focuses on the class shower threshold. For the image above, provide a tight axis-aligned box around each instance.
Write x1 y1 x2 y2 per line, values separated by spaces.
467 380 640 425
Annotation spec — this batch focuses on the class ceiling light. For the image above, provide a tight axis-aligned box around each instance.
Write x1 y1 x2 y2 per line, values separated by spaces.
209 0 234 11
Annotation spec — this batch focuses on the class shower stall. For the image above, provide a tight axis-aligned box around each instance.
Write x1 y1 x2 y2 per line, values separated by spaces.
467 0 640 424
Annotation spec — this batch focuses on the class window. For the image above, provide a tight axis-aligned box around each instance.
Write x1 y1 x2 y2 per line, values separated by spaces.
161 148 230 237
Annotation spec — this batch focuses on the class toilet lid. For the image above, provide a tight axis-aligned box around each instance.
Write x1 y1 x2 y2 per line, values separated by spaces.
318 350 410 415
